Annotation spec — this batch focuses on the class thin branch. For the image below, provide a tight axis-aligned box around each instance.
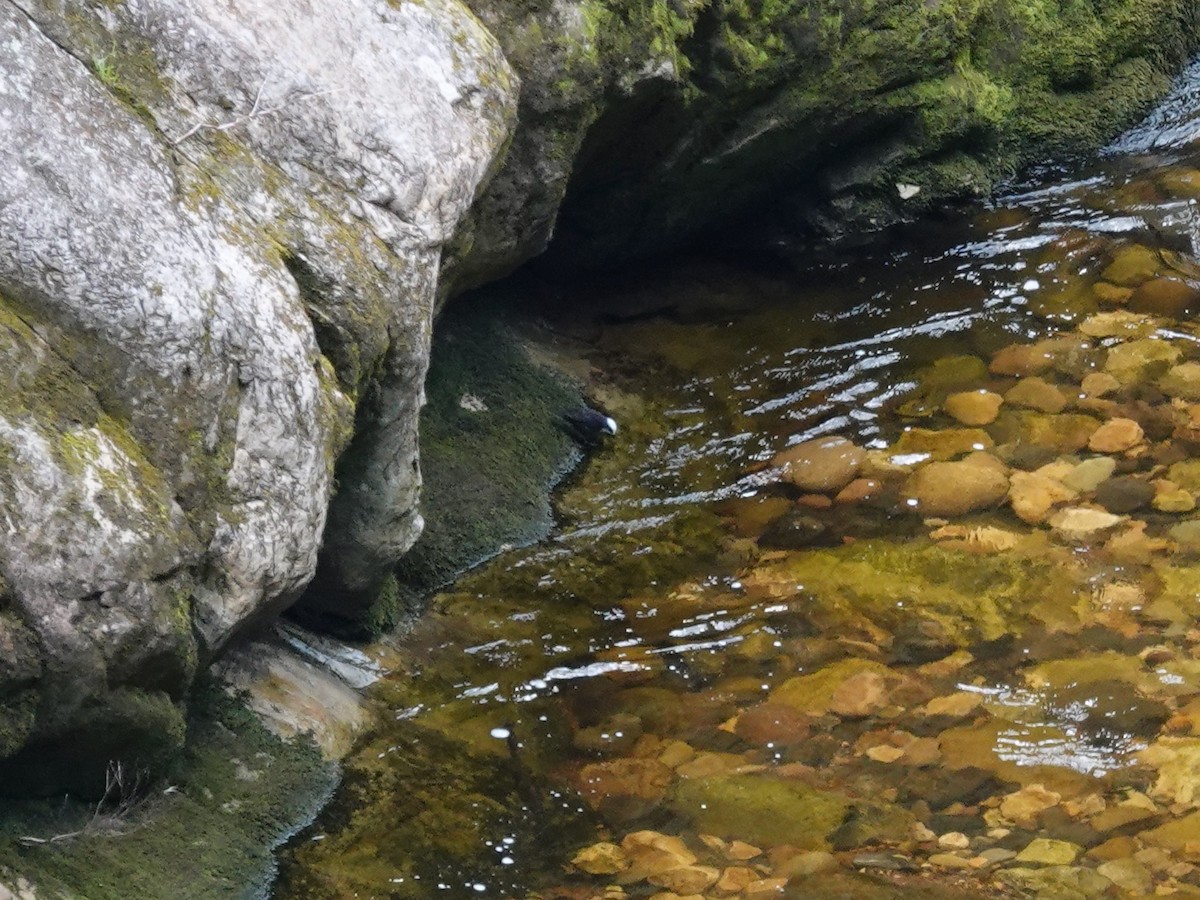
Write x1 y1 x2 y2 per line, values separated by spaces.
171 79 340 147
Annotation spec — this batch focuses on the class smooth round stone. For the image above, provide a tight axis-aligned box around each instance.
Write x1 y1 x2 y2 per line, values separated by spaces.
902 453 1009 517
1005 377 1067 413
1168 519 1200 551
1048 507 1125 539
773 437 864 493
1153 480 1196 513
1159 362 1200 400
1096 858 1153 894
944 390 1003 425
1008 471 1077 524
1104 339 1182 383
774 850 838 878
1167 459 1200 492
890 427 993 461
1080 372 1120 398
835 478 881 504
938 832 971 851
1093 282 1133 305
1101 244 1161 287
1014 838 1082 866
1130 276 1200 318
1158 167 1200 198
1077 311 1157 339
1088 417 1144 453
1094 476 1154 514
990 343 1054 377
1062 457 1117 493
1000 443 1060 471
758 511 831 549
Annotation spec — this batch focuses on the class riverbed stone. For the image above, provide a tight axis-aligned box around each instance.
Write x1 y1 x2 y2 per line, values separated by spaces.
774 850 838 878
773 437 865 493
669 775 848 850
902 453 1009 517
1168 459 1200 492
1078 310 1158 339
1051 504 1123 540
1062 457 1118 493
1139 810 1200 852
647 865 720 894
1005 377 1068 413
1016 839 1082 866
1131 276 1200 317
890 427 994 461
1104 339 1182 383
1009 471 1077 524
1093 476 1154 513
834 478 883 504
1080 372 1120 397
758 511 832 549
1096 858 1153 894
577 758 673 822
1088 417 1144 452
1000 784 1062 829
734 703 813 747
998 865 1114 899
990 342 1056 376
770 658 896 717
1160 361 1200 400
1101 244 1161 286
1138 738 1200 807
945 390 1004 425
994 411 1100 452
1153 480 1196 513
572 842 630 875
1168 519 1200 552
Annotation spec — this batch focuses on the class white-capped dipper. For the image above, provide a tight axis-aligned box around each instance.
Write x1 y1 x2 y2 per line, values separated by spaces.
560 406 618 446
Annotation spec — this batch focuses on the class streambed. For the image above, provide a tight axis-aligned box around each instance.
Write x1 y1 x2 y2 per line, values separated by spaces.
275 63 1200 900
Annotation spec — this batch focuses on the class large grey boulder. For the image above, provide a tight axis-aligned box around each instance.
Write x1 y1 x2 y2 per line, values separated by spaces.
0 0 514 791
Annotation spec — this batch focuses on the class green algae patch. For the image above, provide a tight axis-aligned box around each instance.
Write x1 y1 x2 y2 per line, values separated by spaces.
0 681 332 900
897 355 989 418
770 658 895 717
1102 244 1164 286
743 538 1083 647
1023 652 1154 692
669 774 848 849
275 719 597 900
1140 809 1200 851
386 305 582 626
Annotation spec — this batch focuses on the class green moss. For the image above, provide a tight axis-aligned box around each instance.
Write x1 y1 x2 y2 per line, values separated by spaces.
669 774 849 849
386 304 582 616
750 537 1085 645
0 680 333 899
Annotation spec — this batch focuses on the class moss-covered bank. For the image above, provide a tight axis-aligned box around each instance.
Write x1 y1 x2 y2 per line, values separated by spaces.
447 0 1200 284
378 301 584 631
0 682 333 899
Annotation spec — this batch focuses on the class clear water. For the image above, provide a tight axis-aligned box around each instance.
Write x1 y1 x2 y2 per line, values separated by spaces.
275 66 1200 900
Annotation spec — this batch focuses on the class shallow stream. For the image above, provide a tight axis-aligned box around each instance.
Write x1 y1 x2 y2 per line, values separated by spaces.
276 61 1200 900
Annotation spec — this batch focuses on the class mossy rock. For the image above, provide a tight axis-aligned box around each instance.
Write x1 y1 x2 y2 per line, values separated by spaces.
0 681 333 899
389 305 582 619
669 774 849 849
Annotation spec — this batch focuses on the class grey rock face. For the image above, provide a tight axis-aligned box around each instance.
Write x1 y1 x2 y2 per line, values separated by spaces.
0 0 514 789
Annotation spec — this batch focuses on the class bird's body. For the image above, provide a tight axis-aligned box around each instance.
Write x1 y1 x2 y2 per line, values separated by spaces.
560 406 618 446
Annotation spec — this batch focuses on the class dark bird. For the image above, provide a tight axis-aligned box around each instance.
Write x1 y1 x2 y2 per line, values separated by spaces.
560 406 618 446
